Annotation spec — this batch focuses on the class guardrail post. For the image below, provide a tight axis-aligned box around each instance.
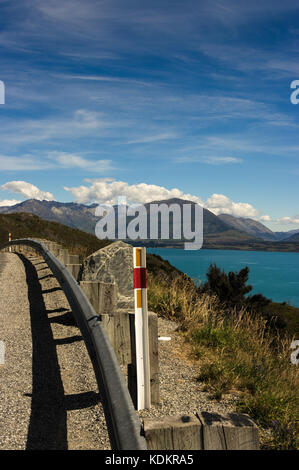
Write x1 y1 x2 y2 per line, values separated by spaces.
133 247 151 410
143 412 259 450
128 312 160 407
66 264 81 281
68 254 80 264
57 248 70 265
143 414 203 450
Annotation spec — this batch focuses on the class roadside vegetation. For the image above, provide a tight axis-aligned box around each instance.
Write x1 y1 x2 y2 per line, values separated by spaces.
1 213 298 448
148 257 299 450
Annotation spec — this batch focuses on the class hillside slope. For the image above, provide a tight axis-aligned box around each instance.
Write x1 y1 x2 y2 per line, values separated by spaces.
284 232 299 242
0 212 109 259
218 214 277 241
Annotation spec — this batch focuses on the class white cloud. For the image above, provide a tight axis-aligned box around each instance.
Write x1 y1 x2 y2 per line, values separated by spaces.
57 74 152 87
276 215 299 225
260 214 272 222
0 154 52 171
64 179 204 206
127 133 178 144
0 199 21 207
49 152 113 171
175 155 242 165
0 151 113 172
204 193 259 218
1 181 55 201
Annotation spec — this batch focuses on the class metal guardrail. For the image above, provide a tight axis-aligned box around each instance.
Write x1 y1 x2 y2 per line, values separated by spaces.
1 238 147 450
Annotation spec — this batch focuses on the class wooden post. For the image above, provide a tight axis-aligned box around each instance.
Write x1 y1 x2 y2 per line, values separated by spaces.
143 415 203 450
57 248 70 265
80 280 117 314
80 281 99 312
100 314 115 349
148 311 160 405
197 411 259 450
68 254 80 264
143 412 259 450
114 312 131 365
66 264 81 281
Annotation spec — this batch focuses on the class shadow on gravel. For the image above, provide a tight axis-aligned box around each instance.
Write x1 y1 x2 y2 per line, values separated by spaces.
64 391 100 410
42 286 63 294
18 254 68 450
49 311 77 326
55 335 83 345
18 254 104 450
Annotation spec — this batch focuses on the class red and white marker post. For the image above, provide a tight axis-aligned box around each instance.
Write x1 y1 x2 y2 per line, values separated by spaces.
133 247 151 410
8 233 11 253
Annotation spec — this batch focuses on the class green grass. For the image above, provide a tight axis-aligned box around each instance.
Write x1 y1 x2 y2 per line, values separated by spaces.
148 273 299 450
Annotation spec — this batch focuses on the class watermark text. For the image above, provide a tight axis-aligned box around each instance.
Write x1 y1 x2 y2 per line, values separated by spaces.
95 197 203 250
0 81 5 104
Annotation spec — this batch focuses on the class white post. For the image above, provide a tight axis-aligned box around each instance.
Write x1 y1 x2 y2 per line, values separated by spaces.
8 233 11 253
133 247 151 410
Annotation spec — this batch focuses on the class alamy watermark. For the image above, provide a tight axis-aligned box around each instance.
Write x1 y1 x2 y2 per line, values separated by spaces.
95 197 203 250
0 80 5 104
290 80 299 104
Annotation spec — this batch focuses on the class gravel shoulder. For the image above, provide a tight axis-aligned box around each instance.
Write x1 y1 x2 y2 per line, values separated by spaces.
0 253 110 450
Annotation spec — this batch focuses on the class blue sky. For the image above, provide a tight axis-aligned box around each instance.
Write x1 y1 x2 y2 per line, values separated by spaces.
0 0 299 231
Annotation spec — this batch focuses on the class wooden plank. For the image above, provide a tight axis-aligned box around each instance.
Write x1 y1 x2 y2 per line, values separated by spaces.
197 411 226 450
143 415 203 450
221 413 259 450
58 248 70 265
66 264 81 281
68 254 80 264
100 314 115 349
196 411 259 450
114 312 131 365
79 281 100 312
148 311 160 405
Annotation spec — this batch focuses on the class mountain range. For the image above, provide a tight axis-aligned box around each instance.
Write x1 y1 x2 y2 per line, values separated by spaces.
217 214 299 241
0 198 298 248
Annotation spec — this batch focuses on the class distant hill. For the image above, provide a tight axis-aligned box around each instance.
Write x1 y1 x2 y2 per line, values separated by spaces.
284 231 299 242
0 212 109 259
0 199 98 233
0 197 257 246
275 229 299 241
218 214 278 241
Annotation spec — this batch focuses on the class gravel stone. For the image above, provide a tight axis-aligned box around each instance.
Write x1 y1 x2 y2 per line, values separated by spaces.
0 252 110 450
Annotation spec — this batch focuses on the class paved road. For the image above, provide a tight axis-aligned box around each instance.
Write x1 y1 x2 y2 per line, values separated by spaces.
0 252 110 450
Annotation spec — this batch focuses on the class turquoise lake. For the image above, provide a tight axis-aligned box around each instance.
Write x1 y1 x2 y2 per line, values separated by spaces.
148 248 299 308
